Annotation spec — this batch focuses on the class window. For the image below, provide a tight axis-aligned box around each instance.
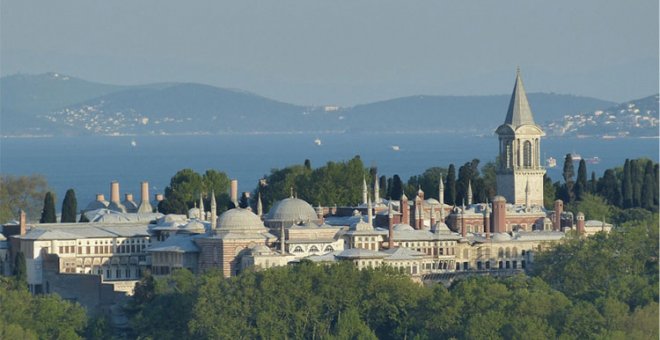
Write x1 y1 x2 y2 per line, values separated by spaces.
309 246 319 253
523 140 532 167
324 245 334 252
293 246 304 253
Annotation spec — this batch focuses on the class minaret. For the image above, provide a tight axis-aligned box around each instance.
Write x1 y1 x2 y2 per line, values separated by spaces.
467 180 473 206
495 68 546 206
256 192 263 217
439 175 444 205
484 197 491 239
388 201 395 248
461 201 467 238
362 176 368 205
525 179 531 210
210 190 217 230
374 176 380 203
199 193 205 220
367 198 373 226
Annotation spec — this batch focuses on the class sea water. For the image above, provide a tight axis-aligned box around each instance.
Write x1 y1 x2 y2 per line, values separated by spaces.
1 133 657 209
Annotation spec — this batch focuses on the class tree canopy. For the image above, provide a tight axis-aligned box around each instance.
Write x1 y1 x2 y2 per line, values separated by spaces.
0 174 50 223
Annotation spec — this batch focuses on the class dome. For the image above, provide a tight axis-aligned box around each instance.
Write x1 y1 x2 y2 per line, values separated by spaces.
85 199 109 211
393 224 415 231
424 198 440 205
432 222 451 233
218 208 266 231
493 195 507 202
250 244 273 255
188 207 202 219
266 197 318 223
179 220 206 233
492 233 512 241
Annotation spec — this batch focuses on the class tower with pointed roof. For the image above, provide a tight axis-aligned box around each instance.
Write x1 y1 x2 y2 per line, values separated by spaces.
495 69 546 206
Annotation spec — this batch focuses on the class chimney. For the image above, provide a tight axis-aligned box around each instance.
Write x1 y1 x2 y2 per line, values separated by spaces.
576 212 585 235
484 203 491 239
96 194 105 202
388 202 395 248
110 181 120 203
492 196 507 233
401 194 409 225
230 179 239 205
461 205 466 237
316 205 324 225
137 181 153 214
430 205 436 227
155 193 164 202
19 209 26 236
553 199 563 231
125 193 134 202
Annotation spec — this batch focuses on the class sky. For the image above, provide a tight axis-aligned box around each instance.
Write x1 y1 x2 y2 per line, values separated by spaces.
1 0 658 106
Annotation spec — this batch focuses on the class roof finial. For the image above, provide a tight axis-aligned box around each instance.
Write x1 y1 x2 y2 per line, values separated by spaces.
516 65 520 75
290 187 294 198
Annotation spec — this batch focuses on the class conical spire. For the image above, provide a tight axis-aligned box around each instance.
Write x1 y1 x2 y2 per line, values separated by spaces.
504 68 536 127
257 192 263 217
467 180 473 206
367 198 373 225
439 175 444 205
362 176 368 205
210 190 217 229
199 193 205 219
374 176 380 203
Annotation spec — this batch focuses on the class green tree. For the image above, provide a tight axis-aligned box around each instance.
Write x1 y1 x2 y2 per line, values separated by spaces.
329 308 377 340
640 161 655 210
571 193 614 221
407 167 447 200
13 251 27 289
445 164 457 205
378 175 387 199
562 154 575 203
598 169 621 206
390 175 403 200
0 175 50 223
575 159 588 201
622 159 633 208
39 192 56 223
543 174 556 209
60 189 77 223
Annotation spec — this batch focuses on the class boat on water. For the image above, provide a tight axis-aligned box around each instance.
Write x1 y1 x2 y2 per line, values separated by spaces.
546 157 557 168
130 139 137 147
570 152 582 161
391 145 400 151
314 138 322 146
585 156 600 164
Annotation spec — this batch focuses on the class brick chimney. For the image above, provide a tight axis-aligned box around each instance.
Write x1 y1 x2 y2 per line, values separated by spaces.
230 179 239 206
576 212 585 235
492 196 507 233
96 194 106 202
125 193 134 202
154 193 164 202
19 209 26 236
110 181 120 203
401 194 409 226
388 202 395 248
553 199 563 231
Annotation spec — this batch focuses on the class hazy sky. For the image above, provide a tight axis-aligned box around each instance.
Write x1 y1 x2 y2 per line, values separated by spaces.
1 1 658 105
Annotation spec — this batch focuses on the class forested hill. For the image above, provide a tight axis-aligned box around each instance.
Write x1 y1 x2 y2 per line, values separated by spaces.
1 73 617 136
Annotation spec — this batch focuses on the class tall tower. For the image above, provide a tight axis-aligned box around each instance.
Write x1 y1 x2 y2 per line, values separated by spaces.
495 69 545 206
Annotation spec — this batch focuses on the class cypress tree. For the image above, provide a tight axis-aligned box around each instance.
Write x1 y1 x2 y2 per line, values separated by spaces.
239 193 250 208
641 161 654 210
622 159 633 208
575 159 587 201
445 164 457 205
562 154 575 203
61 189 77 223
40 192 57 223
13 251 27 289
590 171 597 193
390 175 403 200
598 169 621 207
654 164 659 206
631 159 642 207
304 159 312 170
378 175 387 199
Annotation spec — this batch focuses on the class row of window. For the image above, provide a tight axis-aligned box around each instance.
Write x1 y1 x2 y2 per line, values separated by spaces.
291 245 334 253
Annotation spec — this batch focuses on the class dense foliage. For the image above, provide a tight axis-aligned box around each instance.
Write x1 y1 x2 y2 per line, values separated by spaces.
0 174 50 223
126 211 658 339
0 277 87 339
256 156 370 211
158 169 232 215
39 191 57 223
60 188 78 223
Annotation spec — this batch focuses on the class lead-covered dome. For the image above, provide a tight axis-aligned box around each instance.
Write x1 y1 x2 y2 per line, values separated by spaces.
218 208 267 231
266 197 318 223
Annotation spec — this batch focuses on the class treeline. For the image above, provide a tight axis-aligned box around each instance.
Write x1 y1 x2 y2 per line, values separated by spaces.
124 212 657 339
0 277 88 339
156 169 234 215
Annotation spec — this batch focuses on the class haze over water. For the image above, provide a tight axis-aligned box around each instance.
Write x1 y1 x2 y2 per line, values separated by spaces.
1 134 657 210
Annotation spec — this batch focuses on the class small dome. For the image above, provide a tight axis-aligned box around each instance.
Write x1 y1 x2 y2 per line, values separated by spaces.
250 244 273 255
492 233 512 241
218 208 266 231
393 224 415 231
188 207 202 219
85 199 109 211
424 198 440 205
179 220 206 233
493 196 507 202
432 222 451 233
266 197 318 223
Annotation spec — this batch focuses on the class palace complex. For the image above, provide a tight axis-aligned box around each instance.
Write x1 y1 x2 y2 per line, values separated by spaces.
0 70 612 314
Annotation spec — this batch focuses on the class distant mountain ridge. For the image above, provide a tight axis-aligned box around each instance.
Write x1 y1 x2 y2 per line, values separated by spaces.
0 72 632 136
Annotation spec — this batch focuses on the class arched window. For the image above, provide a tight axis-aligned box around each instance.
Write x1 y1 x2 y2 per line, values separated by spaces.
506 141 513 168
523 141 532 167
309 246 319 253
293 246 304 253
324 245 334 252
512 247 518 257
463 249 469 259
505 247 511 258
498 248 504 258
